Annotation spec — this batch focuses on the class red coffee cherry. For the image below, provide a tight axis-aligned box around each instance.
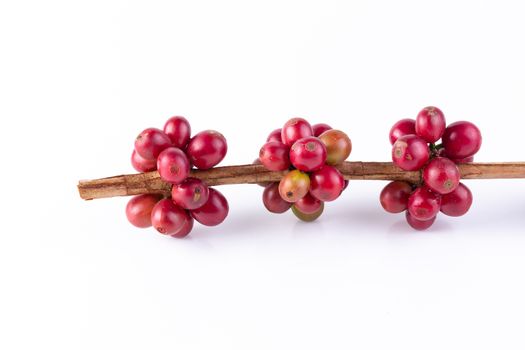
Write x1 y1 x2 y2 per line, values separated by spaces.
309 165 345 202
289 137 327 172
389 118 416 145
126 194 162 228
405 211 436 231
157 147 191 184
281 118 313 147
442 121 482 159
134 128 172 160
423 157 460 195
440 182 473 217
380 181 413 214
186 130 227 169
164 116 191 149
392 134 430 171
415 106 446 143
407 187 441 221
262 182 292 213
259 141 291 171
190 188 229 226
151 199 189 235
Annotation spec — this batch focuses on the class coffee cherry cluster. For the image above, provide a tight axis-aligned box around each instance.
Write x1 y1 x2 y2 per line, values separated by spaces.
126 116 229 238
381 107 482 230
258 118 352 221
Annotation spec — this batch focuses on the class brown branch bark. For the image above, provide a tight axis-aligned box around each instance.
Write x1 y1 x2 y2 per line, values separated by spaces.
77 162 525 200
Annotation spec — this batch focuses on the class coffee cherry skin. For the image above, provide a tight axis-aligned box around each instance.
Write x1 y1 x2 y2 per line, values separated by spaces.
392 134 430 171
157 147 191 184
309 165 345 202
134 128 172 160
163 116 191 149
171 212 194 238
312 123 332 137
267 128 282 143
151 199 189 235
171 178 210 210
278 170 311 203
281 118 313 147
389 118 416 145
380 181 413 213
440 182 473 217
186 130 228 169
126 194 162 228
415 106 446 143
442 121 482 159
289 137 327 172
319 129 352 165
190 188 229 226
131 150 157 173
292 202 324 222
262 182 292 213
405 211 436 231
407 187 441 221
259 141 291 171
294 193 322 214
439 149 475 164
423 157 460 195
452 156 474 164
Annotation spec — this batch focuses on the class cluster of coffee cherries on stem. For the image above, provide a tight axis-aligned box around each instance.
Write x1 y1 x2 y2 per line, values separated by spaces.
258 118 352 221
380 106 482 230
126 116 229 237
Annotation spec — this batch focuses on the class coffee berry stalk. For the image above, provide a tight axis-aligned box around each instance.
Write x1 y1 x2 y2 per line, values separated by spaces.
78 113 525 237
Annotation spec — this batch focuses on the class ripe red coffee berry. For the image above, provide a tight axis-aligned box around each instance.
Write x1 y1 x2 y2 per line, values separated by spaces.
294 193 322 214
171 178 210 210
415 106 446 143
131 150 157 173
126 194 162 228
134 128 172 160
392 134 430 171
389 118 416 145
440 182 473 217
423 157 460 195
163 116 191 149
380 181 413 213
319 129 352 165
442 121 482 159
191 188 229 226
309 165 345 202
405 211 436 231
312 123 332 137
292 202 324 222
267 128 282 143
262 182 292 213
151 199 189 235
278 170 311 203
259 141 291 171
171 213 194 238
452 156 474 164
157 147 191 184
281 118 313 146
289 137 327 172
407 187 441 221
186 130 227 169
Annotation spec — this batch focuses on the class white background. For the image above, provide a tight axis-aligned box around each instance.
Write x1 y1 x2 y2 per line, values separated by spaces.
1 1 525 349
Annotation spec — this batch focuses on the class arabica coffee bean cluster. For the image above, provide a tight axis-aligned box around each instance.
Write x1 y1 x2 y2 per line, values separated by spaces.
381 107 482 230
259 118 352 221
126 116 229 237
